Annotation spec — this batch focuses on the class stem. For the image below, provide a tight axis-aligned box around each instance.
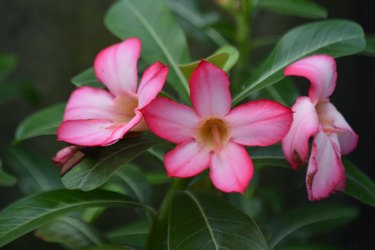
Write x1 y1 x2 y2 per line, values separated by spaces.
145 178 190 250
232 0 252 94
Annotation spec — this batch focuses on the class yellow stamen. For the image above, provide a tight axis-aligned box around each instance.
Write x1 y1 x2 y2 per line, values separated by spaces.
197 117 229 154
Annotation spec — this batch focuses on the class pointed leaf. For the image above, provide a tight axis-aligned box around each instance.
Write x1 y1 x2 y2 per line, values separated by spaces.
0 189 154 247
179 45 239 80
15 103 65 142
344 159 375 207
3 147 62 194
258 0 327 19
35 216 107 249
269 205 358 249
0 54 17 82
62 137 159 191
0 159 16 186
233 20 366 105
71 67 103 88
105 0 191 101
361 34 375 57
168 191 268 250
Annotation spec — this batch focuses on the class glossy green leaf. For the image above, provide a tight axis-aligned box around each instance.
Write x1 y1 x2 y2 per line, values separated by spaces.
3 147 62 194
258 0 327 19
168 191 268 250
0 54 17 82
105 164 151 205
344 159 375 207
0 189 154 248
0 159 16 186
105 0 191 101
361 34 375 57
269 205 358 249
62 137 159 191
167 0 228 46
15 103 65 142
35 216 107 249
107 220 150 248
233 20 366 105
71 67 103 88
179 45 239 80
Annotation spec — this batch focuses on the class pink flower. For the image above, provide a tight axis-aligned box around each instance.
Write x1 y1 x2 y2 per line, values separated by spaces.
142 61 293 193
281 55 359 200
53 146 85 175
57 38 168 146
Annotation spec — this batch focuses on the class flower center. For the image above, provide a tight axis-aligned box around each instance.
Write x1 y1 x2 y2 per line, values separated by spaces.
114 95 139 123
197 117 229 154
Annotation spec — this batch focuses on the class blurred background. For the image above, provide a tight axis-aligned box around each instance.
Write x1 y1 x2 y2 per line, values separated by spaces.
0 0 374 249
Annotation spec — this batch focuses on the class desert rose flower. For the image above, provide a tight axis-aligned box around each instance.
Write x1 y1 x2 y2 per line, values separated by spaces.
142 61 293 193
57 38 168 146
281 55 358 200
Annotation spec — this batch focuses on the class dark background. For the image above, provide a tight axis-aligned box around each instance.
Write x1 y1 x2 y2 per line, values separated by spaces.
0 0 374 249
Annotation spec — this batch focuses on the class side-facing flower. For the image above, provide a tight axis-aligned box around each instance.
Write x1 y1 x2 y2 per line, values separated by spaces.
57 38 168 146
142 61 293 193
281 55 358 200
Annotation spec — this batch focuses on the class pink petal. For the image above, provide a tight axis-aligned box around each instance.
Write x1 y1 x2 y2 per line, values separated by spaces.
57 119 119 146
285 55 337 104
226 100 293 146
94 38 141 96
63 87 123 122
282 97 319 169
142 97 200 144
316 102 358 155
164 140 210 177
306 132 345 200
190 61 231 117
137 62 168 108
210 142 253 193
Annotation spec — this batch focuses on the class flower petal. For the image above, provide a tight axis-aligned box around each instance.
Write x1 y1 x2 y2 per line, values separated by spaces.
285 55 337 104
142 97 200 144
137 62 168 108
210 142 253 193
94 38 141 96
227 100 293 146
57 119 119 146
316 102 358 155
282 97 319 169
190 61 231 116
63 86 122 122
164 140 210 177
306 132 345 200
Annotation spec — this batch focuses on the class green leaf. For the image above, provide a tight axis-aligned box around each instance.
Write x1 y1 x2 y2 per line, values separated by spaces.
3 147 62 194
233 20 366 105
107 220 150 248
107 165 152 205
87 245 128 250
344 159 375 207
0 159 16 186
145 170 170 185
179 45 239 80
62 136 159 191
0 189 155 248
0 54 17 82
257 0 327 19
269 205 358 249
105 0 191 101
71 67 103 88
15 103 65 142
281 244 341 250
35 216 107 249
361 34 375 57
167 0 228 46
168 191 268 250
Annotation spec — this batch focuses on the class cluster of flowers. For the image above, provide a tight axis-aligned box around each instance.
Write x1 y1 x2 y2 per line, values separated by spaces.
54 38 358 200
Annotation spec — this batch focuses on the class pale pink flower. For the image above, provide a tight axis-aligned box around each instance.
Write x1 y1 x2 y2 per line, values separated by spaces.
57 38 168 146
281 55 358 200
53 146 85 175
142 61 293 193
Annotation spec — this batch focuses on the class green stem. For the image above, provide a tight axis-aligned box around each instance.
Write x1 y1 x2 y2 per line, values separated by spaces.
233 0 252 94
145 178 190 250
